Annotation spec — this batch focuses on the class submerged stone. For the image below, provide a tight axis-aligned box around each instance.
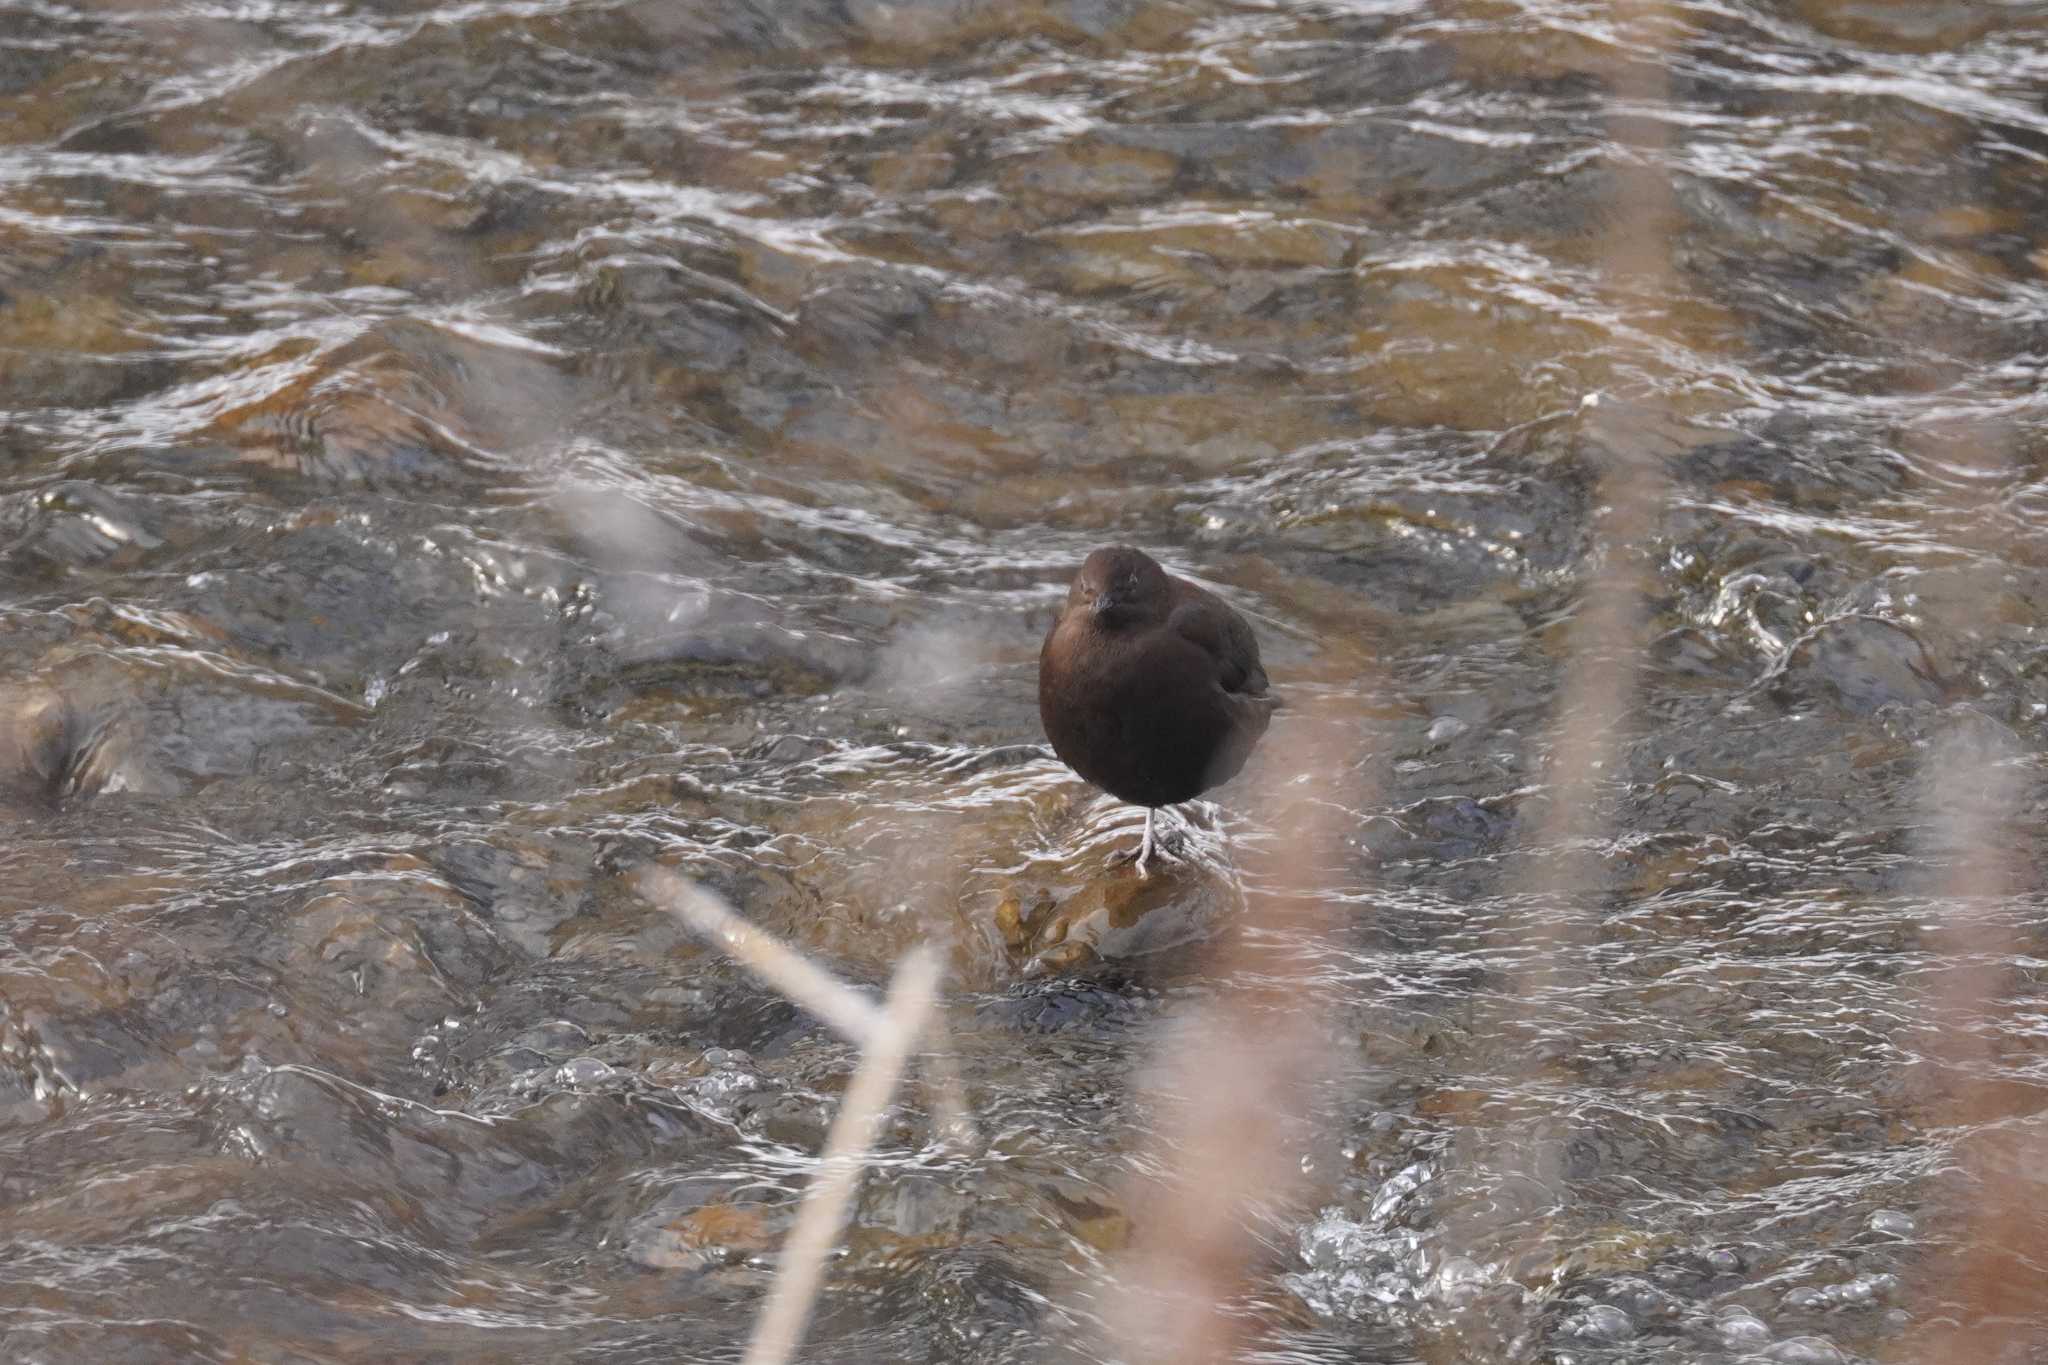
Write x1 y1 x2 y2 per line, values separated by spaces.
1771 616 1949 714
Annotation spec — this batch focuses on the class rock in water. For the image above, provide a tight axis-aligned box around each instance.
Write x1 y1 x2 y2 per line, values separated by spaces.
1038 546 1280 875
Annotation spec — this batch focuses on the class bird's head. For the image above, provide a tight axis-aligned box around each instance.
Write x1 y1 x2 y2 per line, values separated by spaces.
1069 546 1171 630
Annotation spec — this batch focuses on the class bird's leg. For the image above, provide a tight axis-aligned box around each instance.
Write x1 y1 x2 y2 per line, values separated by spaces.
1135 807 1157 879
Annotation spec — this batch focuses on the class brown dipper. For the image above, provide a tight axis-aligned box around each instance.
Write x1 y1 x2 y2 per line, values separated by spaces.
1038 546 1280 875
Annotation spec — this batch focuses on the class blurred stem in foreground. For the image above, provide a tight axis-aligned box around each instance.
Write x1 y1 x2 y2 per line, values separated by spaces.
1104 691 1374 1362
1891 398 2045 1361
1436 0 1682 1322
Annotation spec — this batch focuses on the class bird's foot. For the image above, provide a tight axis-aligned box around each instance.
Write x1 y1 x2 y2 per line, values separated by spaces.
1108 843 1160 873
1108 809 1188 878
1133 807 1161 879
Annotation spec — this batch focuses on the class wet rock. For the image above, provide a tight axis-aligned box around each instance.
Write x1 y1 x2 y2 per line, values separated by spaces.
976 978 1155 1034
287 874 512 1050
0 684 76 802
443 1018 600 1107
0 1029 48 1121
1782 1272 1900 1313
1770 616 1949 714
0 293 175 410
0 673 163 801
576 264 760 376
1417 796 1515 848
1298 121 1507 215
869 1246 1049 1355
1764 1335 1848 1364
1424 715 1470 747
11 1008 167 1096
1432 1254 1492 1306
836 0 994 48
0 15 74 100
799 269 938 355
1259 439 1591 611
435 836 593 959
202 1053 710 1264
177 515 556 690
919 292 1086 376
997 862 1234 978
1703 553 1834 658
998 137 1181 207
552 1054 617 1088
628 1195 783 1272
1791 0 2000 53
1037 217 1351 295
8 480 166 572
1716 1305 1772 1345
656 969 812 1056
1 611 380 797
201 319 568 486
1602 1276 1685 1327
1675 415 1907 506
1560 1302 1636 1342
1572 393 1732 479
887 1173 971 1238
868 145 955 195
662 1046 832 1147
381 734 520 803
591 0 819 53
1649 626 1750 682
1705 1246 1748 1276
1441 159 1630 244
0 1003 97 1119
1361 796 1515 863
597 607 871 696
0 1320 227 1363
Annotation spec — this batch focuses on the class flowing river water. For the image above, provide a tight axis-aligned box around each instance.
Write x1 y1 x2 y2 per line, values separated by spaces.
5 0 2048 1361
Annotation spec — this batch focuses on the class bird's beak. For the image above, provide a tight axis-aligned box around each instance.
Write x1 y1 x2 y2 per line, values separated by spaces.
1091 589 1125 617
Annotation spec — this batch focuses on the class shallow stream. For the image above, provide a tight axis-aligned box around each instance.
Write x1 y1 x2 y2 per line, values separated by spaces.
4 1 2048 1361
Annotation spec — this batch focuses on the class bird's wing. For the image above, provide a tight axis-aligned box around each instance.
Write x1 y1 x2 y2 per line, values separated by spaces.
1169 594 1270 697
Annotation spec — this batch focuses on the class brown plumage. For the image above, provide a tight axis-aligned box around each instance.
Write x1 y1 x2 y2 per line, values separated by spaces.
1038 546 1280 874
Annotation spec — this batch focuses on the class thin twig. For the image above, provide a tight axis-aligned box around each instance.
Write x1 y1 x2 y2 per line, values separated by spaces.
743 945 942 1365
633 864 976 1147
636 864 883 1040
